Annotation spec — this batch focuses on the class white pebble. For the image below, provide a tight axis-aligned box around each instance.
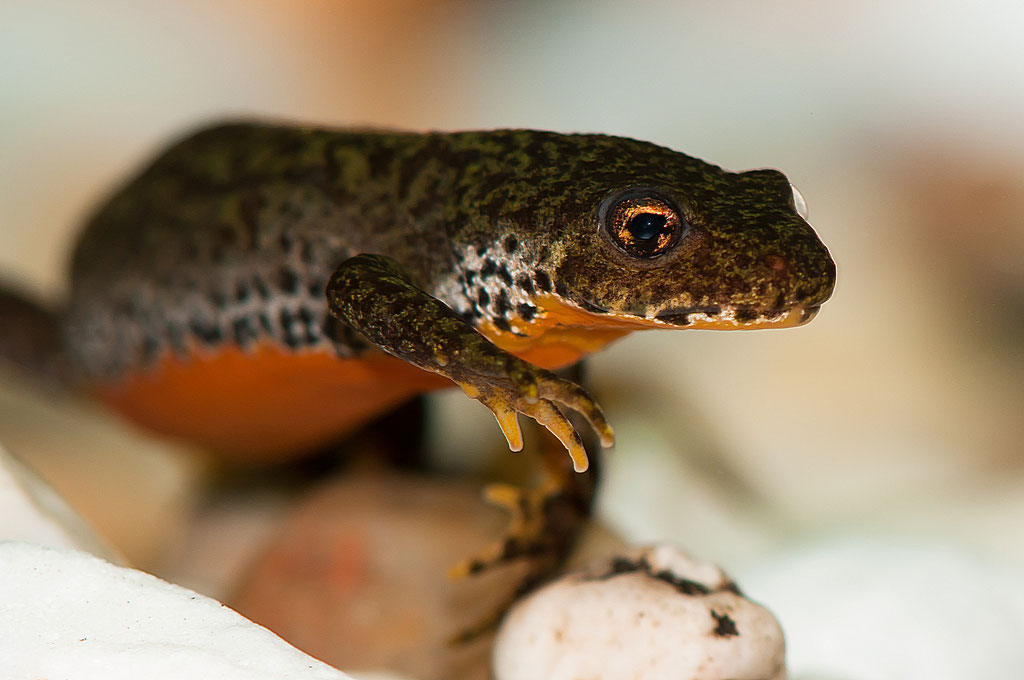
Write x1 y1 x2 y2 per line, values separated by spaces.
493 545 785 680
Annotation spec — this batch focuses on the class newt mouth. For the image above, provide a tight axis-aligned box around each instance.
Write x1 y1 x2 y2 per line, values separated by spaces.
654 304 820 330
558 294 822 332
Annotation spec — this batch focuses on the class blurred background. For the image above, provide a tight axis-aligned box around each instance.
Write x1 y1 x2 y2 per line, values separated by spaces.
1 1 1023 679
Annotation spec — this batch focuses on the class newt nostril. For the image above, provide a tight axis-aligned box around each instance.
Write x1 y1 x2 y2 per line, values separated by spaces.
764 254 790 274
764 255 795 309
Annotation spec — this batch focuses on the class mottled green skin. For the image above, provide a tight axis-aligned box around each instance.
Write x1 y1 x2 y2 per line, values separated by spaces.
66 121 834 380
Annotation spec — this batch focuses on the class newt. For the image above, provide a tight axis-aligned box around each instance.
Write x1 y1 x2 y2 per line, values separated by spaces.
0 122 835 619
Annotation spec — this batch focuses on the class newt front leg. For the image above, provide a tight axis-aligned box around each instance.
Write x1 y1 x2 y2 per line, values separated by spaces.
326 254 615 472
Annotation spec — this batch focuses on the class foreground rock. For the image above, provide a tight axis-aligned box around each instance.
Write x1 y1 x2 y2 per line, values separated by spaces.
493 545 786 680
0 541 355 680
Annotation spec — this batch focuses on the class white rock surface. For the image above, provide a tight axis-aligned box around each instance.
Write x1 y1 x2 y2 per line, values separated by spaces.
0 442 121 562
493 545 785 680
0 541 356 680
739 536 1024 680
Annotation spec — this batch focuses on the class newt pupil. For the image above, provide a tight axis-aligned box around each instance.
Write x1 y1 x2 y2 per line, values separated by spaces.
628 213 666 241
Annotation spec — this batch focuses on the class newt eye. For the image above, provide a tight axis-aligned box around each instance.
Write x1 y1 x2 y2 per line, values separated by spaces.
605 195 686 259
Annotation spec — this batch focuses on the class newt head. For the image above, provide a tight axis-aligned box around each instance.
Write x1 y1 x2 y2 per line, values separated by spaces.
553 154 835 332
448 132 835 364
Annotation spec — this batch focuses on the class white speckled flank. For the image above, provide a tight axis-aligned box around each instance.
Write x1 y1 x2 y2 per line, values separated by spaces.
434 240 554 335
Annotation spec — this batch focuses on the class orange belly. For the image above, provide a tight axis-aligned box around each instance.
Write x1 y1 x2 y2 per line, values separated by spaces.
93 345 450 462
91 304 636 462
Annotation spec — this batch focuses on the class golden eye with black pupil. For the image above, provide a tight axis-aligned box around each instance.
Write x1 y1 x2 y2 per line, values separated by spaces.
605 195 685 259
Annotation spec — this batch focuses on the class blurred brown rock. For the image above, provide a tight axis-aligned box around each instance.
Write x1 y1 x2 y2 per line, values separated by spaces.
229 473 531 680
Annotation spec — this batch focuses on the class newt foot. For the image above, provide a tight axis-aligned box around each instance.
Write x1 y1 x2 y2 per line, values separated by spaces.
447 476 590 642
456 364 614 473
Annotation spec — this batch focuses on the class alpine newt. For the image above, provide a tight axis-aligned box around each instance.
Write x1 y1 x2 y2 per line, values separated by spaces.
1 122 836 616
